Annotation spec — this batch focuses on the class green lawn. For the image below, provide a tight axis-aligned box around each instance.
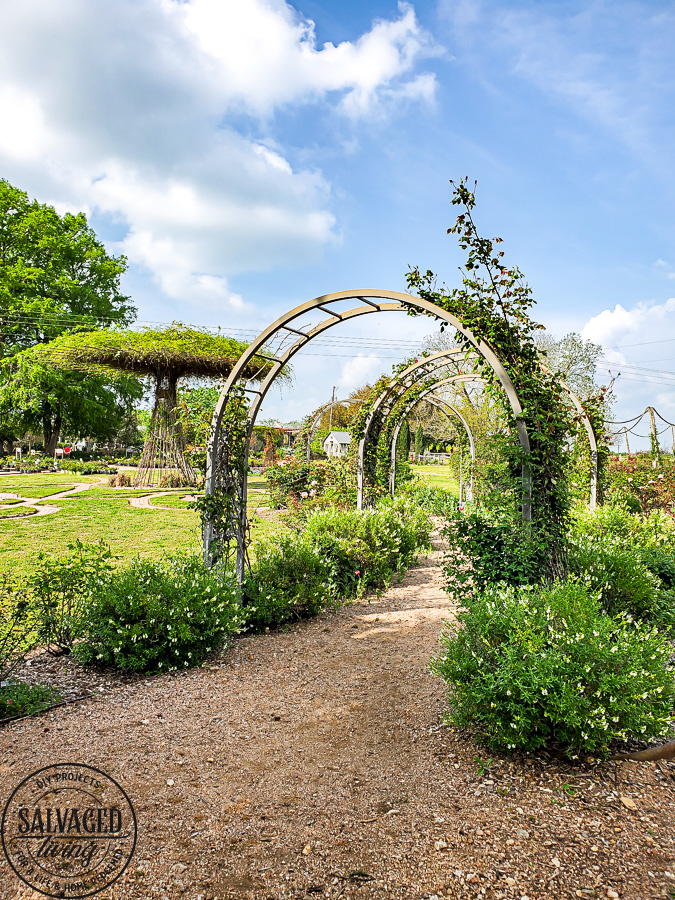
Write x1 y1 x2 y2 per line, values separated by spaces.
0 473 284 576
410 464 460 494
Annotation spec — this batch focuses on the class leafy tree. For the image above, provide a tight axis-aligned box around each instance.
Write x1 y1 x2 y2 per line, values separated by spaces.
399 419 411 458
0 179 135 451
535 331 602 400
415 423 425 460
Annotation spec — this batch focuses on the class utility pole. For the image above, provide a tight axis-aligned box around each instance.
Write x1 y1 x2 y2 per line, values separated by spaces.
624 427 630 456
648 406 660 468
328 386 336 431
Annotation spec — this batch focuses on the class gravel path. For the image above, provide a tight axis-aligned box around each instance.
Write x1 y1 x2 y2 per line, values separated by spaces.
1 535 674 900
127 492 177 510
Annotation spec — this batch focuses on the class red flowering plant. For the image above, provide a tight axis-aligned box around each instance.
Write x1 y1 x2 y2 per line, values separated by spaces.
606 453 675 517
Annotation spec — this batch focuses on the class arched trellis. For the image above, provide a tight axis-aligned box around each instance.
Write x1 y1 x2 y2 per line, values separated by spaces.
363 358 597 511
355 349 529 511
304 399 351 464
388 378 478 501
204 289 532 580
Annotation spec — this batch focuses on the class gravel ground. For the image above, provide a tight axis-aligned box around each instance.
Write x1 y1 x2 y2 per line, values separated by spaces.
1 533 674 900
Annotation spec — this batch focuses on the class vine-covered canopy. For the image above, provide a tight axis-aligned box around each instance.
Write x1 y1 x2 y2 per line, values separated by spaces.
40 324 278 487
40 324 274 382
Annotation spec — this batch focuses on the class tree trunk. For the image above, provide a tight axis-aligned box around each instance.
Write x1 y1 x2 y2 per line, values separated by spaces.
44 412 62 456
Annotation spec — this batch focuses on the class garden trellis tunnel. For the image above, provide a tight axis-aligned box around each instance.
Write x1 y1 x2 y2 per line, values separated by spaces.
203 290 597 581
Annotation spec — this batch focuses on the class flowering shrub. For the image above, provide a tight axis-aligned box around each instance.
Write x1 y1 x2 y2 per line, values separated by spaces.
606 454 675 516
266 457 357 510
29 540 117 653
242 536 333 631
72 555 245 673
432 580 675 756
0 682 60 720
305 497 432 595
569 503 675 630
265 460 320 508
442 506 548 603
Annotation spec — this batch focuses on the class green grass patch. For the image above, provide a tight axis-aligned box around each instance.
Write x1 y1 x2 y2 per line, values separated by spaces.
0 498 23 505
0 506 38 519
411 465 460 494
0 473 283 576
0 473 101 498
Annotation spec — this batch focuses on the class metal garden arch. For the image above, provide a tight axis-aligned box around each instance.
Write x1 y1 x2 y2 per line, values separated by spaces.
204 289 533 580
387 379 479 501
358 352 598 512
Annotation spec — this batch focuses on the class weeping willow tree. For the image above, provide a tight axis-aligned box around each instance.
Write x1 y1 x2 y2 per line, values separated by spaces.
39 325 277 487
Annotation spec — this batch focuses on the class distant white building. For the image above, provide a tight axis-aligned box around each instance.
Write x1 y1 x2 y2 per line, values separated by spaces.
323 431 352 458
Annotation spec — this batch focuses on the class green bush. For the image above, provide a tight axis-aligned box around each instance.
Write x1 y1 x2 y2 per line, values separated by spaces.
432 580 675 756
72 555 245 673
0 575 37 682
0 682 60 719
570 501 672 549
56 460 115 475
403 482 457 517
242 536 333 631
442 508 547 602
29 540 117 654
569 504 675 629
305 497 432 595
243 497 432 630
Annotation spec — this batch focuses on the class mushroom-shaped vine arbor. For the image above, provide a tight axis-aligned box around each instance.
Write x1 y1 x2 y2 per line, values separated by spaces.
203 289 537 581
40 325 275 487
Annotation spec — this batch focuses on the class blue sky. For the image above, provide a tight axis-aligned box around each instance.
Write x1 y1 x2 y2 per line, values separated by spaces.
1 0 674 445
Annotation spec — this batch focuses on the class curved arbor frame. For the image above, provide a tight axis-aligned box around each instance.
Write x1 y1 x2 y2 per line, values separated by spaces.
204 290 533 580
388 378 479 500
366 357 598 510
355 352 490 509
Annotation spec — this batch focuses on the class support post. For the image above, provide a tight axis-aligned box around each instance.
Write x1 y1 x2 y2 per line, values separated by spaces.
236 426 251 585
648 406 660 467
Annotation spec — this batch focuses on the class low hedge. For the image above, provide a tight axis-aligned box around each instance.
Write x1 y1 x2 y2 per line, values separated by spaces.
432 579 675 757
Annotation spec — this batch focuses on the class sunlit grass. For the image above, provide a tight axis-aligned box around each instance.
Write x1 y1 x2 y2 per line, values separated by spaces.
0 472 284 576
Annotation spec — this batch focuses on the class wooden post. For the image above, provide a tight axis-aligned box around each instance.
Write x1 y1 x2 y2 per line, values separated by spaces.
648 406 660 467
624 428 630 456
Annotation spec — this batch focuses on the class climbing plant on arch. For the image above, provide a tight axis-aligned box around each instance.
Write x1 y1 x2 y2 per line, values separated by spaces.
203 290 536 580
202 182 604 581
357 351 598 511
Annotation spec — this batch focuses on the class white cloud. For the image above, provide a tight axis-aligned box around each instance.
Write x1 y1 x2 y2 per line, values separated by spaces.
338 354 386 393
582 297 675 365
0 0 439 313
581 297 675 445
178 0 440 118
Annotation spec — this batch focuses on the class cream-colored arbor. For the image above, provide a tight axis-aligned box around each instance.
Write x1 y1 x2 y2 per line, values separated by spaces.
204 289 532 580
